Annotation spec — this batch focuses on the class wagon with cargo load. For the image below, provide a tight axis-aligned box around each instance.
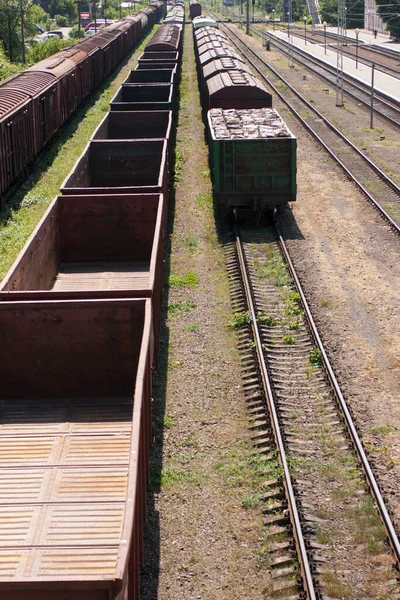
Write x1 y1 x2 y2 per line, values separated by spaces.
207 108 296 213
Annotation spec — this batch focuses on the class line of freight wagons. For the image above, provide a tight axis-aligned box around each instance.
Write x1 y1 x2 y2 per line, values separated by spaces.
0 3 164 199
0 9 184 600
193 16 297 214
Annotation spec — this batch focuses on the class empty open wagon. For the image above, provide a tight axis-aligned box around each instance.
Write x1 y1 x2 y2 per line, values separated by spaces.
110 83 175 111
60 139 168 197
0 193 166 343
92 111 173 147
124 66 177 84
137 51 179 67
0 297 153 600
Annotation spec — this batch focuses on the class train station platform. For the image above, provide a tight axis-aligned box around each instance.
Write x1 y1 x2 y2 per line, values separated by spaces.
272 29 400 104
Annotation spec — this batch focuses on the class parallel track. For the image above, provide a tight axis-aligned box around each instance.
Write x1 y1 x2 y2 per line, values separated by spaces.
209 15 400 233
290 30 400 79
223 12 400 128
225 219 400 597
260 28 400 121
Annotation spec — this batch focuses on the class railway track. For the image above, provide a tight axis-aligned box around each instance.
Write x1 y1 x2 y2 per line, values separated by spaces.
290 30 400 79
208 16 400 233
257 28 400 126
221 12 400 129
223 218 400 597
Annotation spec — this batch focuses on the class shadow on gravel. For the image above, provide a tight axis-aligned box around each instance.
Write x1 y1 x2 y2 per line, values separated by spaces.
139 47 182 600
276 207 305 241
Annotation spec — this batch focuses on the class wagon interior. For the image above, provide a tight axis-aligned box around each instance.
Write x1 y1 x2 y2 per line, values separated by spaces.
93 110 172 141
125 67 176 83
61 139 167 191
111 82 173 105
0 298 146 398
1 194 162 295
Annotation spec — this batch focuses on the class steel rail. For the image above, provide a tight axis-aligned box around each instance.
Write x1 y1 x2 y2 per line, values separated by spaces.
276 223 400 564
211 18 400 234
234 219 317 600
288 30 400 78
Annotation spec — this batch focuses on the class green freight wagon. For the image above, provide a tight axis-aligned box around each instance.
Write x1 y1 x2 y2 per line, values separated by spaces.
207 108 296 213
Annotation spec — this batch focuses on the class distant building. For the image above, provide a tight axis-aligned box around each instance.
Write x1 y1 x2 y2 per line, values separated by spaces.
364 0 386 33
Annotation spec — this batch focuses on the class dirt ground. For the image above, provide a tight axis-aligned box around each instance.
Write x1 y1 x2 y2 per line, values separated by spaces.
140 26 276 600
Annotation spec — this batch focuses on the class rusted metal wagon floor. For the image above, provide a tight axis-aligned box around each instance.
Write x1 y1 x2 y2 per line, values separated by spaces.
0 397 132 579
51 261 149 291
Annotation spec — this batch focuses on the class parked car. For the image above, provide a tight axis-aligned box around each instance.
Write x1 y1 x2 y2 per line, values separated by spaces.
38 30 64 42
48 30 64 38
84 19 116 32
34 23 45 33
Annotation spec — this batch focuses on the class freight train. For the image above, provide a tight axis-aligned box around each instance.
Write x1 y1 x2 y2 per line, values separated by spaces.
0 3 164 200
190 0 202 20
193 17 297 214
0 9 183 600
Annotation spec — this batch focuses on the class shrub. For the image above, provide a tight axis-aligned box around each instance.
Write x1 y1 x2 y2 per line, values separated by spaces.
55 14 68 27
27 38 73 64
69 25 85 39
0 48 22 81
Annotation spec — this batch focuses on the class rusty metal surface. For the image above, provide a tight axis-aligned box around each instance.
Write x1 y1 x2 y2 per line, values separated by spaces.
61 139 168 195
137 50 179 63
0 89 30 118
207 71 273 109
92 110 173 142
1 71 56 97
146 24 182 52
0 5 165 199
190 0 202 20
1 193 164 292
198 46 243 67
110 83 174 111
203 57 251 81
0 192 166 347
51 262 149 290
125 67 176 84
0 298 153 598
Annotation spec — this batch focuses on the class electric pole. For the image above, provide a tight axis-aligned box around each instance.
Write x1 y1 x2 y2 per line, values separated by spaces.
336 0 346 106
246 0 250 34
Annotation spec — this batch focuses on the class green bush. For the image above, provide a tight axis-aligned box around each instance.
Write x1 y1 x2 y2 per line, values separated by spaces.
27 37 73 64
0 47 22 82
69 25 85 39
55 14 68 26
